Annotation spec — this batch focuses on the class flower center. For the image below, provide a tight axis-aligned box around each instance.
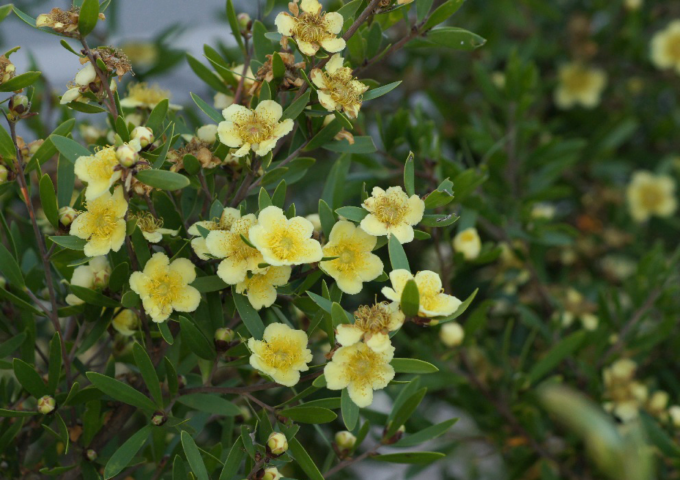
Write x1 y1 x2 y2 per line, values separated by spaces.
86 203 118 239
135 212 163 232
90 147 118 181
354 304 392 333
260 335 302 369
665 32 680 62
325 70 363 107
344 344 385 385
147 271 182 311
372 194 408 226
294 13 328 43
563 68 593 93
234 113 276 145
127 82 170 105
640 185 664 209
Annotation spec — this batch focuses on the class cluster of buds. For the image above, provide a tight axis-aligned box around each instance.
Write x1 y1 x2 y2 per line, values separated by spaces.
0 54 16 85
255 53 305 93
36 8 81 35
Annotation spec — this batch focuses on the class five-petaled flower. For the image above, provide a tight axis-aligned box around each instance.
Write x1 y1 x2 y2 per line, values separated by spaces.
336 302 404 352
217 100 294 157
382 269 462 318
554 62 607 109
248 323 312 386
320 221 383 294
74 146 122 201
70 186 128 257
325 342 395 408
236 266 292 310
249 206 323 266
206 211 264 284
120 82 181 110
626 171 677 223
188 207 242 260
360 186 425 244
275 0 346 57
311 54 369 119
129 252 201 323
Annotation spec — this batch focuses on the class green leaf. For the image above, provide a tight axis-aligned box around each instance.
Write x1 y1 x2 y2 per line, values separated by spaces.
0 124 14 160
318 199 336 239
13 359 48 398
388 236 410 271
219 436 245 480
191 92 223 123
373 452 445 464
39 174 60 229
280 406 338 424
424 178 454 209
179 316 216 360
136 169 190 190
391 358 439 374
0 417 24 452
26 120 77 173
121 291 140 308
639 412 680 459
103 426 152 479
341 388 360 429
337 0 362 20
178 393 241 417
0 332 27 358
335 206 368 222
69 285 120 308
386 386 427 438
181 431 210 480
47 333 62 395
0 71 42 92
331 302 350 327
423 27 486 50
323 136 377 154
0 409 37 418
252 20 273 63
282 90 311 120
49 235 87 250
527 331 587 384
86 372 158 411
233 290 266 340
304 119 343 151
393 418 458 448
258 187 272 210
400 279 420 317
146 99 169 135
78 0 100 36
0 243 25 289
289 438 324 480
192 275 229 293
66 102 107 114
420 213 458 227
226 0 245 52
50 135 90 163
416 0 435 22
0 5 12 23
187 53 228 93
307 292 353 323
150 124 175 168
132 343 163 408
108 262 129 292
422 0 464 30
363 81 402 101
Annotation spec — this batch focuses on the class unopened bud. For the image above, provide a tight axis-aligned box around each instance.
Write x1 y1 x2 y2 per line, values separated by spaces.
334 431 356 450
59 206 78 227
237 13 251 30
267 432 288 455
439 322 464 347
669 405 680 428
131 126 154 148
0 165 8 184
262 467 282 480
197 124 218 144
86 449 97 461
116 143 139 167
9 95 30 117
151 413 167 426
37 395 56 415
215 327 235 343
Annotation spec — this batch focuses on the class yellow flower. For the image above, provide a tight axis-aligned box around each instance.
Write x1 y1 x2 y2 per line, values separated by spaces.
320 221 383 294
129 252 201 323
275 0 346 57
217 101 294 157
188 207 241 260
134 212 178 243
247 323 312 386
439 322 464 347
310 54 368 119
324 342 395 408
249 206 323 266
554 63 607 109
120 42 159 67
452 227 481 261
74 146 122 201
112 309 139 336
120 82 181 110
626 171 677 222
65 256 111 306
70 187 128 257
651 21 680 74
205 212 264 284
382 270 461 318
360 186 425 244
336 302 404 352
236 266 292 310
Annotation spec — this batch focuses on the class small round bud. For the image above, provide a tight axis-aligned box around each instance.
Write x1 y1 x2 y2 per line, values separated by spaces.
267 432 288 456
86 449 97 461
237 13 251 30
334 431 356 450
215 327 235 343
37 395 56 415
131 126 154 148
0 165 8 184
59 206 78 227
116 143 139 167
669 405 680 428
151 413 167 426
9 95 30 117
262 467 282 480
197 124 218 144
439 322 464 347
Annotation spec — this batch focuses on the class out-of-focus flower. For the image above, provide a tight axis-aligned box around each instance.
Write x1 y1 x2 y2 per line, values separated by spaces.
112 309 139 336
197 125 218 144
70 187 127 257
602 359 648 422
651 21 680 74
120 83 180 110
624 0 642 10
335 302 404 352
554 62 607 109
129 252 201 323
453 227 482 260
311 54 368 119
531 203 556 220
305 214 322 233
383 270 462 318
626 171 677 222
214 92 234 109
248 323 312 386
360 186 425 244
275 0 345 56
120 42 159 67
65 256 111 306
440 322 464 347
217 101 294 157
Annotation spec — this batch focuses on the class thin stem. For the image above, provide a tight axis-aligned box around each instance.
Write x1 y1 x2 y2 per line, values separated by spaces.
80 37 119 120
324 447 379 478
180 371 323 395
234 37 252 106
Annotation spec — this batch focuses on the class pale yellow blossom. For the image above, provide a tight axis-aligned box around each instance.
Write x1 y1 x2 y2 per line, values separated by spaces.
360 186 424 244
205 212 264 284
439 322 464 347
112 309 139 336
626 171 677 222
74 146 122 201
554 63 607 109
65 256 111 306
275 0 346 56
70 187 128 257
188 207 241 260
335 302 404 352
248 323 312 386
311 54 368 119
651 21 680 74
236 266 292 310
382 270 462 318
120 83 181 110
452 227 481 261
135 212 178 243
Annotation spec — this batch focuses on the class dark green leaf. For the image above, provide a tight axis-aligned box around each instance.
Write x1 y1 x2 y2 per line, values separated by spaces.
179 316 216 360
132 343 163 408
181 431 210 480
47 333 62 395
0 71 42 92
86 372 158 411
192 276 228 293
0 124 14 160
13 359 48 398
279 406 338 424
177 394 241 416
282 90 311 120
78 0 100 36
48 235 87 250
385 387 427 437
103 426 151 479
423 27 486 50
289 438 324 480
191 92 223 123
233 290 265 340
373 452 445 464
391 358 439 374
400 279 420 317
226 0 245 51
388 236 410 271
136 169 190 190
69 285 120 308
341 388 360 429
304 119 343 151
424 178 454 209
0 243 24 289
422 0 464 30
363 81 402 101
393 418 458 448
39 174 60 229
50 135 90 163
335 206 367 222
527 331 587 384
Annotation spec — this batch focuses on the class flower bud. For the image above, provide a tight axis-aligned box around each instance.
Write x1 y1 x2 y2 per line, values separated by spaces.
262 467 282 480
151 413 167 426
9 95 30 118
238 405 252 421
0 165 8 184
334 431 356 450
197 124 218 144
86 449 97 461
215 327 235 343
453 227 482 261
439 322 464 347
59 206 78 227
37 395 56 415
131 126 154 148
116 143 139 167
669 405 680 428
112 309 139 336
267 432 288 456
237 13 251 30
